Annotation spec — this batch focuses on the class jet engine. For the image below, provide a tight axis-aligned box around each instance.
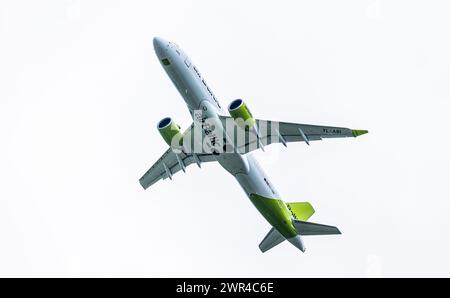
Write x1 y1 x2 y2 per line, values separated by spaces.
157 117 183 148
228 99 264 150
227 99 256 130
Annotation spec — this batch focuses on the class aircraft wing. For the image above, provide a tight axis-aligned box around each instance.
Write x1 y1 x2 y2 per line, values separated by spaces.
139 148 216 190
219 116 368 153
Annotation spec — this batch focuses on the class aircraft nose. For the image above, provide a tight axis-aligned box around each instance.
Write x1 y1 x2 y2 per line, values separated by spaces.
153 37 168 56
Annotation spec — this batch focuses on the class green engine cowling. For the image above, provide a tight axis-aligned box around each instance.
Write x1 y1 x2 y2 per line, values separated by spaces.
228 99 256 129
157 117 183 148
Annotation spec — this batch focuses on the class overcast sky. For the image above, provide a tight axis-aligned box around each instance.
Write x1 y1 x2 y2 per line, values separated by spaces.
1 0 450 277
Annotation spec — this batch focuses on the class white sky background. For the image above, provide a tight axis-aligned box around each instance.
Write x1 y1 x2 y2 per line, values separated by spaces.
1 0 449 277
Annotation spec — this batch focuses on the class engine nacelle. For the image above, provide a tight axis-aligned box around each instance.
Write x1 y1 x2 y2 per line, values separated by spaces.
157 117 183 147
227 99 256 129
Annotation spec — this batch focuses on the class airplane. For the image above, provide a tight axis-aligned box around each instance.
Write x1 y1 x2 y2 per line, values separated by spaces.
139 37 368 253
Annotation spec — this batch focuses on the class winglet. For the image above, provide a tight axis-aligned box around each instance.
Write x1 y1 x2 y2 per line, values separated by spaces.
352 129 368 137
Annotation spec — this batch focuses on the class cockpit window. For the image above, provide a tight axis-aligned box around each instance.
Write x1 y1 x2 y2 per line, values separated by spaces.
161 58 170 66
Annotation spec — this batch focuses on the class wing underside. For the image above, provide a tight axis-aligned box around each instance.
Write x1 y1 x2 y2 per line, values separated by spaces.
219 116 367 153
139 149 216 189
140 117 367 188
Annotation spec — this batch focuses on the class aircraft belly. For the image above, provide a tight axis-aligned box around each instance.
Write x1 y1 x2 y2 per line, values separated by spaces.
216 153 249 175
234 154 279 199
165 57 204 111
233 155 298 238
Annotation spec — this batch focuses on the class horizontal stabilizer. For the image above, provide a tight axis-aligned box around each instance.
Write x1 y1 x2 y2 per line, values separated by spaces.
286 202 315 221
259 227 285 252
292 220 341 236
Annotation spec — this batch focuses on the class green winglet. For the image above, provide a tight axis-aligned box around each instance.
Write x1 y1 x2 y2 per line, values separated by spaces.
352 129 368 137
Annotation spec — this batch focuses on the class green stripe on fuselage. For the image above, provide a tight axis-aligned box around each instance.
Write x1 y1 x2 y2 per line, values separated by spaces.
249 194 298 239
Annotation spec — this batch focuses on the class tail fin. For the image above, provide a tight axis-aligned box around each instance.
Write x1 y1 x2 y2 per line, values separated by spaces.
292 220 341 236
259 227 285 253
